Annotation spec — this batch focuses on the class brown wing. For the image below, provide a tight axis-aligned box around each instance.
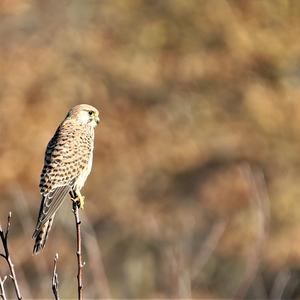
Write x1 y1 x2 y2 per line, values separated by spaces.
32 185 71 237
33 120 93 237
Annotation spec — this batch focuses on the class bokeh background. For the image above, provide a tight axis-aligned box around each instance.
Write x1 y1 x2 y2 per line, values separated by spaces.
1 0 300 298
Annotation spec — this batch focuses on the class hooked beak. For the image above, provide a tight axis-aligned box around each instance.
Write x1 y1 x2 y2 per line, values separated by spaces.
95 116 100 124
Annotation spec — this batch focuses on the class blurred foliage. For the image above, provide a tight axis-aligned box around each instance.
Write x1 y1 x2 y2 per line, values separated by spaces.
1 0 300 298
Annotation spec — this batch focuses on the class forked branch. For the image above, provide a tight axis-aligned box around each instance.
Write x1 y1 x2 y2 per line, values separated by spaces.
0 212 22 300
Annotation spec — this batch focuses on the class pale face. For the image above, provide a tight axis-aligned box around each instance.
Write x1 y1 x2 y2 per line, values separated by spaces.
77 109 100 128
67 104 100 128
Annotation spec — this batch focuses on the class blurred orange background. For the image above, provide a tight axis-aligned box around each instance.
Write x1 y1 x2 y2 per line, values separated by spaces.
1 0 300 298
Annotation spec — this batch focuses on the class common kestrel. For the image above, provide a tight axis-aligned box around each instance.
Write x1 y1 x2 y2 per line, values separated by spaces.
33 104 100 254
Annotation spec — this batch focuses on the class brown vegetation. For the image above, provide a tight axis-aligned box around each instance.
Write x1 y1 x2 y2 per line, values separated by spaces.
1 0 300 298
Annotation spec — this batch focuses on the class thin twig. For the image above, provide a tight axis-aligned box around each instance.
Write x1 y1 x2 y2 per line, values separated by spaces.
72 201 85 300
191 219 227 279
51 253 60 300
0 212 22 300
164 243 191 298
0 276 7 300
233 164 270 299
270 269 291 300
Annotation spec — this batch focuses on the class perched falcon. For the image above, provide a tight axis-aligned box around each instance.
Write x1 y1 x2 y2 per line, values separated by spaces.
33 104 100 254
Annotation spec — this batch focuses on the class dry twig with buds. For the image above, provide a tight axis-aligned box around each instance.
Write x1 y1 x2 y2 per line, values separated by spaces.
0 212 22 300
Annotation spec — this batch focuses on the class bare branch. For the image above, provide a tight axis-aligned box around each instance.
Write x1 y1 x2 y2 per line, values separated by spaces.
191 219 227 279
233 164 270 299
164 243 191 298
72 201 84 300
0 276 7 300
5 213 11 241
270 269 291 300
0 212 22 300
51 253 60 300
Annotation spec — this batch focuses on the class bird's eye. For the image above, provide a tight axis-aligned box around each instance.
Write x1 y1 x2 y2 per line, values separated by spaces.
88 111 94 116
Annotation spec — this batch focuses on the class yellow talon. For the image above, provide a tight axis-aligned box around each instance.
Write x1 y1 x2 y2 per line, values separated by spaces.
71 193 85 209
78 195 85 209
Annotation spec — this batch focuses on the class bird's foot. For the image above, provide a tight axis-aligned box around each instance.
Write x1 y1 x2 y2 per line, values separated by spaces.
77 194 85 209
71 194 85 209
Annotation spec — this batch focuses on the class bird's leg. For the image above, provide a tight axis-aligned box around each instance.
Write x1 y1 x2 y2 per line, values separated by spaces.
69 191 79 209
69 190 85 209
69 190 77 200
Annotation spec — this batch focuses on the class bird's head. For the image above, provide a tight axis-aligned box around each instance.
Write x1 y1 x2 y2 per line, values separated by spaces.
67 104 100 128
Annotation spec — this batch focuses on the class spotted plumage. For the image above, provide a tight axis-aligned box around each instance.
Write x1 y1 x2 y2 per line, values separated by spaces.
33 104 100 254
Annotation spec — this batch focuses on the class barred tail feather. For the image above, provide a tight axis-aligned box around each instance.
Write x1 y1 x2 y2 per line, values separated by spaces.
33 217 54 254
